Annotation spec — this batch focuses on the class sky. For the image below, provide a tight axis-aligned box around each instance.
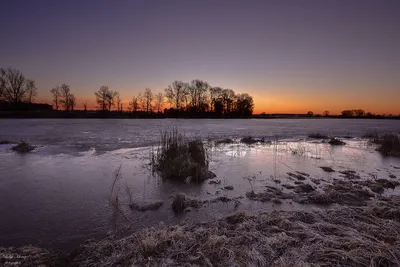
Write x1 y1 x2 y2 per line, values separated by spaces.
1 0 399 114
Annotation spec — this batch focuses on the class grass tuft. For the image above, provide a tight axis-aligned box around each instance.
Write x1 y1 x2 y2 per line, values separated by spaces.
151 128 213 182
308 133 329 139
11 142 35 153
171 193 203 214
374 134 400 157
328 138 346 146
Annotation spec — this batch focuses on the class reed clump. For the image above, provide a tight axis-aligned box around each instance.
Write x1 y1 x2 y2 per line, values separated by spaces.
151 128 213 182
11 141 35 153
308 133 329 139
375 134 400 157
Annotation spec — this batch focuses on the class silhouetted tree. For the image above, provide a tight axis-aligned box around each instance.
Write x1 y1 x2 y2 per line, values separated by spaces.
129 94 141 112
222 89 235 114
214 99 224 115
323 110 330 116
50 86 61 110
83 102 88 112
164 81 187 109
341 110 354 117
189 80 210 112
70 94 76 111
353 109 365 117
154 92 164 113
95 86 117 111
115 92 121 112
143 88 153 113
209 87 223 112
235 93 254 116
25 80 37 103
306 111 314 117
0 68 36 104
59 84 74 111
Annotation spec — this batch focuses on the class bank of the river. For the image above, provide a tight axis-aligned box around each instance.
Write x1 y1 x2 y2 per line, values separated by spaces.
1 192 399 267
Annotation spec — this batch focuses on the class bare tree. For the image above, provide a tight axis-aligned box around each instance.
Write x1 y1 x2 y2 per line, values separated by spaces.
95 85 110 111
323 110 330 116
209 87 223 112
129 94 141 112
50 86 61 110
115 92 121 112
25 79 37 103
70 94 76 111
60 84 73 111
108 91 118 111
222 89 235 114
164 81 187 110
235 93 254 116
95 86 117 111
353 109 365 117
189 80 210 111
154 92 164 113
83 102 88 112
143 88 153 113
0 68 35 104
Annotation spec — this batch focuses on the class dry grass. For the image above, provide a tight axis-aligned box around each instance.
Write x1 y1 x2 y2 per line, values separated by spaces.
151 128 213 182
240 136 270 145
11 142 35 153
308 133 329 139
375 134 400 157
328 138 346 146
365 132 400 157
65 196 400 267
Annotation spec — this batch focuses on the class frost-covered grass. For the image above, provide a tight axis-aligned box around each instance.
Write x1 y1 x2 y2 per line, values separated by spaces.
9 196 396 267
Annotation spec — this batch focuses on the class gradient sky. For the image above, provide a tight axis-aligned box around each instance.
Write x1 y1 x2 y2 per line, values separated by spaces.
1 0 399 114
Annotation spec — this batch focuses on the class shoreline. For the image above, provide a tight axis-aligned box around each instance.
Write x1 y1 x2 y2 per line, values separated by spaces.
1 194 399 267
0 111 399 120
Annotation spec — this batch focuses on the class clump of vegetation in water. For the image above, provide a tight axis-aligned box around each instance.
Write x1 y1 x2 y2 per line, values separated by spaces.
171 193 204 214
240 136 270 145
371 134 400 157
308 133 329 139
151 128 213 182
363 130 379 140
11 142 35 153
328 138 346 146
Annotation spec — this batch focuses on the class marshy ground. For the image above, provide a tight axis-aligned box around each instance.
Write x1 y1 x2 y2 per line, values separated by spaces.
1 128 400 266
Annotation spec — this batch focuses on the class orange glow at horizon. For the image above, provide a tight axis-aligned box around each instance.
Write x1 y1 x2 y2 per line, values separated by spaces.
37 92 400 115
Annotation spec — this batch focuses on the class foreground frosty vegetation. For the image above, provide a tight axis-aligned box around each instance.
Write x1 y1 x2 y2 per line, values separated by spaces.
1 195 399 267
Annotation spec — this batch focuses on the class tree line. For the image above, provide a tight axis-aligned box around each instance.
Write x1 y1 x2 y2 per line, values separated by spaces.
303 109 395 118
93 79 254 117
1 68 255 117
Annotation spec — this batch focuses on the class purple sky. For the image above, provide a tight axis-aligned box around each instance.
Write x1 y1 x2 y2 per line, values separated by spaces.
1 0 399 113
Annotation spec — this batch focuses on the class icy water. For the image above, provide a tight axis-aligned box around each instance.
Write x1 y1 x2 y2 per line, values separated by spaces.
0 119 400 250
